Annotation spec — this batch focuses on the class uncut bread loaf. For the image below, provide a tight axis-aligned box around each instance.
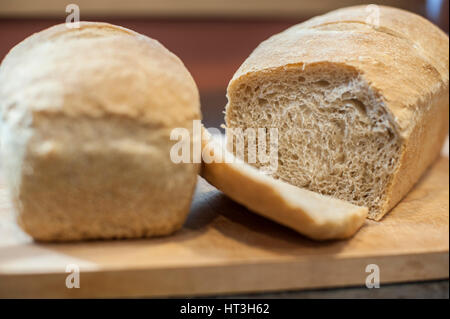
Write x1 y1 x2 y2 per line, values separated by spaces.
225 5 449 220
0 22 201 241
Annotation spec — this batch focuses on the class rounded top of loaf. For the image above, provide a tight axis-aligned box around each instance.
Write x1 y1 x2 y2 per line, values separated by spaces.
228 5 449 136
0 22 200 127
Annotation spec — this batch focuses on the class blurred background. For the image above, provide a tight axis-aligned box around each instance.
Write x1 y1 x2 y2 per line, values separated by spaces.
0 0 448 129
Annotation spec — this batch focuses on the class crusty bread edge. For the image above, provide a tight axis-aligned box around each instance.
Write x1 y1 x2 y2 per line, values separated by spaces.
380 87 449 220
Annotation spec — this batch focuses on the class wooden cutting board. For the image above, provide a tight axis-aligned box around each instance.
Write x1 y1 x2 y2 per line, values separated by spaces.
0 157 448 298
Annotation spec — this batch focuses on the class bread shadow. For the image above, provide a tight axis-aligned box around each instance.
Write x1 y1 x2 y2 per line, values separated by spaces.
189 190 354 255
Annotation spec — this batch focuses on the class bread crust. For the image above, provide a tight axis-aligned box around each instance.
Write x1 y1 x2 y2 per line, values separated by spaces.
226 5 449 220
0 22 201 241
383 90 449 218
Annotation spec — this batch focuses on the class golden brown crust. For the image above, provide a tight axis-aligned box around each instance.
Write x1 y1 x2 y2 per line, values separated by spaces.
382 90 449 218
297 5 449 80
230 6 448 137
0 22 200 127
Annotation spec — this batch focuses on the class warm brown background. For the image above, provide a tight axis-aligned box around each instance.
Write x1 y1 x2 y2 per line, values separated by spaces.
0 0 448 129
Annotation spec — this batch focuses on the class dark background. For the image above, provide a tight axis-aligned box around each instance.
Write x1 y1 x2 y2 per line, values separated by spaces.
0 0 448 129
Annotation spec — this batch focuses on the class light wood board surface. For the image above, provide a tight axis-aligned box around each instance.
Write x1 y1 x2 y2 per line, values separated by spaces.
0 157 448 298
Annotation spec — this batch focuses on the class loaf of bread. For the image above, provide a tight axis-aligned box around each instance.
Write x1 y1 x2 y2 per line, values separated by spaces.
0 22 201 241
225 6 449 220
200 128 367 240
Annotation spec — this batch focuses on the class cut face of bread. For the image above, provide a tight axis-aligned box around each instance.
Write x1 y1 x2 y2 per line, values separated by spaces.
200 127 368 240
226 64 401 220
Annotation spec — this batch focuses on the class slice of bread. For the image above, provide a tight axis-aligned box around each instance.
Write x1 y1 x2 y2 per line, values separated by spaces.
200 128 368 240
225 6 449 220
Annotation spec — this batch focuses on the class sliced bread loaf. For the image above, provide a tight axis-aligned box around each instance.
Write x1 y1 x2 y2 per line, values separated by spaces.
225 5 449 220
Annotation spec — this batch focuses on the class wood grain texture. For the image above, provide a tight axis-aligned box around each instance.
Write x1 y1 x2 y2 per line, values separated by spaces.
0 156 447 298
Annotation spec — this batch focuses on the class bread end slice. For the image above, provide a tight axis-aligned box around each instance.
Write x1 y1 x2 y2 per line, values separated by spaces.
200 128 367 240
